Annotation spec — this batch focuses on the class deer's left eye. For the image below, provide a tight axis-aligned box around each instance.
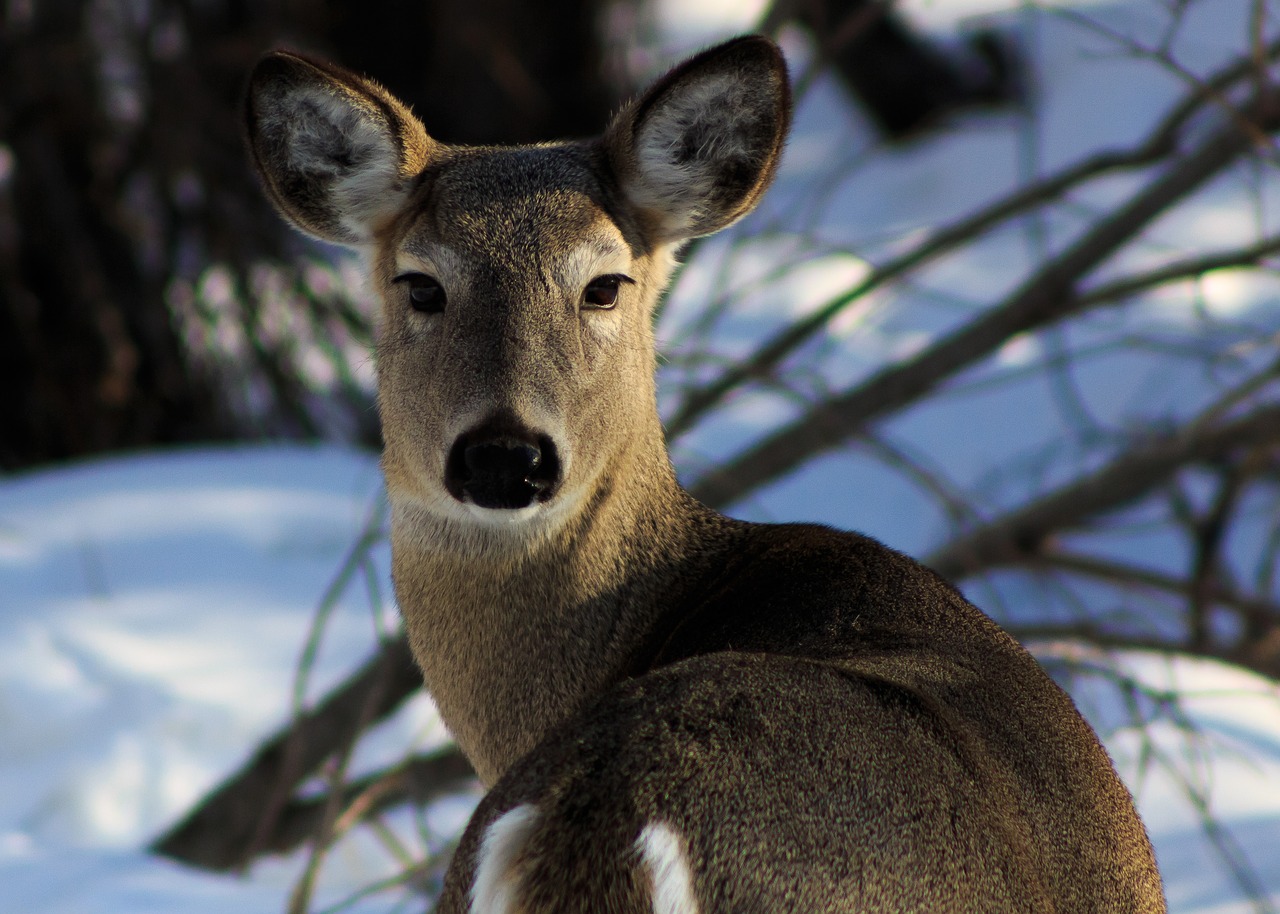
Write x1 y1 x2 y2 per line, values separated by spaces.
582 274 633 310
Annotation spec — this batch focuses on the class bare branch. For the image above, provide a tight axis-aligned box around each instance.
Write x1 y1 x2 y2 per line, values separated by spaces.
260 749 475 861
689 90 1280 509
1011 623 1187 656
1013 619 1280 685
1029 549 1280 631
1186 471 1246 651
1056 7 1280 151
858 432 983 530
1078 234 1280 306
925 405 1280 581
665 42 1280 440
151 636 430 871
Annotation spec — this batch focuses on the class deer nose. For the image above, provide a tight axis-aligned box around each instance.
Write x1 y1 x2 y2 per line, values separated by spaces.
445 423 560 510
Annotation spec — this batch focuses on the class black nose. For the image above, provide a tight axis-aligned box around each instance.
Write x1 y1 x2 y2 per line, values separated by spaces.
445 422 560 510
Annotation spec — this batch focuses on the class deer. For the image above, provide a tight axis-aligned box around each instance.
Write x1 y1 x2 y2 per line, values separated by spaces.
245 35 1166 913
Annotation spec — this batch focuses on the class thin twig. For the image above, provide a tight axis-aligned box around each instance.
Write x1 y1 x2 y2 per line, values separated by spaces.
150 636 426 871
1029 549 1280 632
265 750 476 859
1077 234 1280 306
925 405 1280 582
287 634 401 914
1055 8 1280 153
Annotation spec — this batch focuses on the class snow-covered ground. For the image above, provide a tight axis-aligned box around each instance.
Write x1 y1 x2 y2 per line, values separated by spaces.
1 447 1278 912
4 0 1279 910
0 447 448 912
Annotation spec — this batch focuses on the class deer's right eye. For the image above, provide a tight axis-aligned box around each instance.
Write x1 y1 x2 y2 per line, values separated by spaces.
393 273 447 314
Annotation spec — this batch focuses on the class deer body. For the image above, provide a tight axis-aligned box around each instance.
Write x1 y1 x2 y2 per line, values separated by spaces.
246 37 1165 913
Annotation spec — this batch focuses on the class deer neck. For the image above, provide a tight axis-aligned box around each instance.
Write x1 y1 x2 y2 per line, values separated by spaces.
389 426 736 784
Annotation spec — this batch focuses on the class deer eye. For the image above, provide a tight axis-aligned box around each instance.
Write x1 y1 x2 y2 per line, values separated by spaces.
582 274 633 310
393 272 446 314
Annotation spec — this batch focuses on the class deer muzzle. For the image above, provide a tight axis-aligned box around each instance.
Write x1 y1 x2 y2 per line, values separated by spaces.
445 420 561 510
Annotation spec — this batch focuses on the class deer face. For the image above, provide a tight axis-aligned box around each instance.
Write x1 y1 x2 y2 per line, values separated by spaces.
371 145 671 529
245 39 789 539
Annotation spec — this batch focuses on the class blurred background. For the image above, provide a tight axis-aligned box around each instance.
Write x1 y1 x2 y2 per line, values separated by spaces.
0 0 1020 469
2 0 1280 911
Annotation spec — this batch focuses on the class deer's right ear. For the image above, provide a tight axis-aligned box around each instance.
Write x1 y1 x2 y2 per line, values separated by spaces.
244 52 435 246
604 36 791 244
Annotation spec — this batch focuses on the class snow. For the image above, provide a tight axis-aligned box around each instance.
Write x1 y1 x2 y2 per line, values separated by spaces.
0 447 451 912
2 447 1278 910
4 0 1279 909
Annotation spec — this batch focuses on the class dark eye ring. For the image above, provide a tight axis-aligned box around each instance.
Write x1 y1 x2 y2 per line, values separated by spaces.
393 272 446 314
583 274 633 310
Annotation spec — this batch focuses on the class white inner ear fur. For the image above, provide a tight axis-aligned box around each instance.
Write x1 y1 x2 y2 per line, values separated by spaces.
266 84 407 241
630 72 765 236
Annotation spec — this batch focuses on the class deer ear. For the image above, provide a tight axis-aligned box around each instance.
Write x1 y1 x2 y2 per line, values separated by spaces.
244 51 436 246
605 36 791 243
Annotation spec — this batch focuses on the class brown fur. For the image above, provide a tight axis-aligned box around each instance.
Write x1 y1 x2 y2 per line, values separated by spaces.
245 36 1165 913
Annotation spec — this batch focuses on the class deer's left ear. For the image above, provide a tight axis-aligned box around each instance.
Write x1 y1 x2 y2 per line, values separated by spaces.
604 36 791 244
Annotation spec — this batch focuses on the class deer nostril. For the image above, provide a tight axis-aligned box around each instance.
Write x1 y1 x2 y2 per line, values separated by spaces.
445 427 560 510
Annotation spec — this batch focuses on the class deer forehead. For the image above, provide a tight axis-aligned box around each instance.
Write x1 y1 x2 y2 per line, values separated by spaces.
384 145 639 286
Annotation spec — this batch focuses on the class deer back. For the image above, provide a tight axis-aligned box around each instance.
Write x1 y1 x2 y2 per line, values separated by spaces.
438 523 1164 912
